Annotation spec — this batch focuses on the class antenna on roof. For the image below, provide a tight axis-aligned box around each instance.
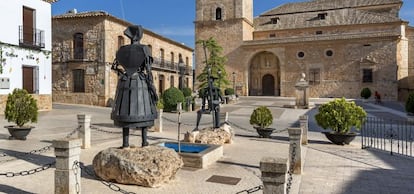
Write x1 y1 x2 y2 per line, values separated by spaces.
119 0 125 19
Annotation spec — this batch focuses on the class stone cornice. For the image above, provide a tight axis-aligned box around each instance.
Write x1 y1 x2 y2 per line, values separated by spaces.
243 32 401 46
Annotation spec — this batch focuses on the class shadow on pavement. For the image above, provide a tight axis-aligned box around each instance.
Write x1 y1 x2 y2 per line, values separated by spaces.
0 149 55 166
0 184 35 194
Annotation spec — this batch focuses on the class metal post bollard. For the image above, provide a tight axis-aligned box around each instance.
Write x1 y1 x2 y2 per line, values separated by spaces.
288 128 303 174
299 115 308 145
260 157 288 194
77 114 91 149
159 109 163 132
53 138 82 194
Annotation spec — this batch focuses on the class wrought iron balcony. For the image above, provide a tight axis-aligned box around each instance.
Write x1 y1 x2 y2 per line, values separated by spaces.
19 26 45 49
152 57 192 75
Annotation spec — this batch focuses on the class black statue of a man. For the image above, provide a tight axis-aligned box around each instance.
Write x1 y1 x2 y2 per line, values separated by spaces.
111 25 158 148
194 76 223 130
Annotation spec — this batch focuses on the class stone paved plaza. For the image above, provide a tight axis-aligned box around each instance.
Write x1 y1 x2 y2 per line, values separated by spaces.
1 97 413 194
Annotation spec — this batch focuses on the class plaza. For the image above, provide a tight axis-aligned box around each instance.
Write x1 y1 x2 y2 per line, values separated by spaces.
1 97 413 194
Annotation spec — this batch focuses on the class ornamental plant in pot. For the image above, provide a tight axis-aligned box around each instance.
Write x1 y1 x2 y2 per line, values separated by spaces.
4 88 38 140
315 98 367 145
250 106 274 138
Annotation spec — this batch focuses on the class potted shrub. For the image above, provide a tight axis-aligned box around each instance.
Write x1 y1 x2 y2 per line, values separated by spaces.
250 106 274 138
4 88 38 140
315 98 367 145
406 93 414 121
360 87 371 101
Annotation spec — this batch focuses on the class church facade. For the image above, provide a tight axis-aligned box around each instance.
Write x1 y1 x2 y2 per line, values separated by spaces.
195 0 413 101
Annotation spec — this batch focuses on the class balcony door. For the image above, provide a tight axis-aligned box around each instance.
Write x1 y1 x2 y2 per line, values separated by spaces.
23 7 34 45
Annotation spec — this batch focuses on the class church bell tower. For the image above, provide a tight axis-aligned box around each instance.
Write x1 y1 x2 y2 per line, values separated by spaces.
194 0 254 85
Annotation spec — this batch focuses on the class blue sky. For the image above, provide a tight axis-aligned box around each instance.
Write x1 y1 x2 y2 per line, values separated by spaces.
52 0 414 48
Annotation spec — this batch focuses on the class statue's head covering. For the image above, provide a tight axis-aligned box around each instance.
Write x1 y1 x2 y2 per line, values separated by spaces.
124 25 143 44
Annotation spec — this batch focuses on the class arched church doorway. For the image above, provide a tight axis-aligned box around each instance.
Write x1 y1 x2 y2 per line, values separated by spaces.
249 51 280 96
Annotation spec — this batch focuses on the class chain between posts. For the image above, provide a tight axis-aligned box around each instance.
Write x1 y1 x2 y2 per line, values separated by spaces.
227 120 288 134
236 185 263 194
286 142 297 194
90 125 140 136
73 161 136 194
0 162 55 177
162 115 211 127
0 125 81 175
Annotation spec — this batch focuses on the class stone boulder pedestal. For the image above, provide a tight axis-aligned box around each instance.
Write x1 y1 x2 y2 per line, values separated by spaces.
183 124 234 145
93 146 183 187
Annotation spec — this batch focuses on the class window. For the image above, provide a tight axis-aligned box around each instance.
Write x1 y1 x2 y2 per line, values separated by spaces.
160 49 165 66
117 36 124 49
73 33 84 59
325 50 333 57
148 45 153 55
362 69 373 83
297 51 305 59
170 75 175 87
171 52 175 65
271 17 280 24
73 69 85 92
269 33 276 38
309 68 320 85
318 13 327 20
22 7 34 45
216 7 222 20
316 31 323 35
23 66 39 94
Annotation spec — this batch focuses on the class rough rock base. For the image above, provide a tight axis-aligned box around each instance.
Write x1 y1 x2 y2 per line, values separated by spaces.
93 146 183 187
183 124 234 145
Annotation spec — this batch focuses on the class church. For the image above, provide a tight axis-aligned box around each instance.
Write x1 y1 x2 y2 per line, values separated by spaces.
195 0 413 101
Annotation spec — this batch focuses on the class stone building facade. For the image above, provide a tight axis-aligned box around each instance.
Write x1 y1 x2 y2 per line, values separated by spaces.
52 11 193 106
195 0 414 101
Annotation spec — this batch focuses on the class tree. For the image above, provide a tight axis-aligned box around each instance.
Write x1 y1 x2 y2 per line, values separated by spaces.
196 37 230 90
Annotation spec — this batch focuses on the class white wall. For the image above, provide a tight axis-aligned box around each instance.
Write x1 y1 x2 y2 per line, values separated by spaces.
0 0 52 95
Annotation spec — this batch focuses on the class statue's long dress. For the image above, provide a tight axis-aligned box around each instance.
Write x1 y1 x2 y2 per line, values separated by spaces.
111 44 157 128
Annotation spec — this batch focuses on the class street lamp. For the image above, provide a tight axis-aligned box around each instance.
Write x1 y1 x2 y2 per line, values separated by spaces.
232 72 236 96
218 70 222 91
178 58 185 90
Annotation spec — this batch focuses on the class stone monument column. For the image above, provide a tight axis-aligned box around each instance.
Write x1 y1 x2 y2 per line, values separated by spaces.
295 73 310 109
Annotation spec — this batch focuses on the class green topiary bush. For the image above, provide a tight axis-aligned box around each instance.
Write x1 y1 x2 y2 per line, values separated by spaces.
406 92 414 115
4 88 38 127
162 87 185 112
315 98 367 134
250 106 273 129
224 88 235 95
360 88 372 99
181 87 192 97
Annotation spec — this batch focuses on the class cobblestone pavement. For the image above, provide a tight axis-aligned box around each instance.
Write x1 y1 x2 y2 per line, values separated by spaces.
0 97 413 194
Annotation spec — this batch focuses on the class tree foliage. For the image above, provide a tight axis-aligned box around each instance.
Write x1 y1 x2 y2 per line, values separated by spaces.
196 37 230 90
315 98 367 134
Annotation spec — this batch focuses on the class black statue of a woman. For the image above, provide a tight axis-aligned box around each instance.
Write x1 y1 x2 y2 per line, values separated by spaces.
111 25 158 148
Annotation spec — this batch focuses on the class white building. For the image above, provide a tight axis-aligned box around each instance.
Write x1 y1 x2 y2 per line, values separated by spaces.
0 0 57 112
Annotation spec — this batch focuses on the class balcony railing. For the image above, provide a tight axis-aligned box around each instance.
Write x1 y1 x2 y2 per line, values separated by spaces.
19 26 45 49
152 57 192 75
